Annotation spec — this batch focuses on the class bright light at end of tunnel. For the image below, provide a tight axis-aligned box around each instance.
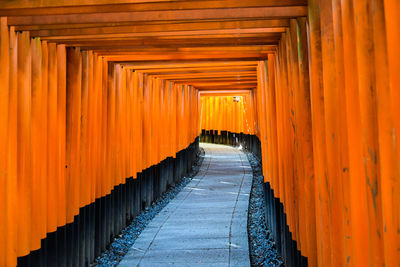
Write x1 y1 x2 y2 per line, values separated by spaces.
233 96 241 102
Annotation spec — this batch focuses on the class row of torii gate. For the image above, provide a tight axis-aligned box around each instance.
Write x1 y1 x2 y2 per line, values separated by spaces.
0 0 399 266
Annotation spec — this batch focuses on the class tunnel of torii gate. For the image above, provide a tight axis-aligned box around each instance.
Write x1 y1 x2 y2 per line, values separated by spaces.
0 0 399 266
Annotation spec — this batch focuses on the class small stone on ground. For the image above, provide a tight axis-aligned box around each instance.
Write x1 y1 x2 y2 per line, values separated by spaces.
246 152 283 266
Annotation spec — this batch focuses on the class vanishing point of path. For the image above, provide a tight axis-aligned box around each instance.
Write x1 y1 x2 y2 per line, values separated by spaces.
119 143 253 267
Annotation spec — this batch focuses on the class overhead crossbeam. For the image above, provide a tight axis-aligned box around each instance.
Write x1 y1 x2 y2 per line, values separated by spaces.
2 0 306 93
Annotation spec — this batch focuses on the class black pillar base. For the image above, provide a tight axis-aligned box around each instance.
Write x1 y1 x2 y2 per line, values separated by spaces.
17 137 200 267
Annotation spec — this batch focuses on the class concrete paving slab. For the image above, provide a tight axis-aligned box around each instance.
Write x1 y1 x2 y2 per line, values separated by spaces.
119 143 251 267
148 237 230 250
134 249 229 265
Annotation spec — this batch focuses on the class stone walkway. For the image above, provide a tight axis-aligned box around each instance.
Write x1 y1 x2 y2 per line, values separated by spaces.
119 143 252 267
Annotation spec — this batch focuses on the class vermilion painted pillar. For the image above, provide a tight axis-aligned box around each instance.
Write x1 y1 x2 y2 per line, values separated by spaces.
382 0 400 264
293 17 317 265
66 47 82 223
6 25 18 267
40 40 49 253
331 1 352 263
353 1 385 265
340 1 370 266
31 37 44 251
17 31 32 257
56 44 67 230
80 51 89 208
0 17 9 267
307 1 332 265
319 1 346 265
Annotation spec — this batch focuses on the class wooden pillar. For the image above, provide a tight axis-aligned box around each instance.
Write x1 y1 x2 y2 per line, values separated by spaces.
137 72 144 170
114 65 123 183
6 25 18 267
319 1 345 265
176 84 183 151
283 29 298 244
57 44 67 229
98 55 106 197
17 30 32 257
331 0 353 263
340 1 369 266
31 36 44 251
266 54 279 199
126 70 133 177
80 51 89 209
40 40 49 255
307 1 332 265
288 19 303 251
169 81 176 158
152 77 160 164
66 47 82 223
353 0 385 265
381 0 400 264
274 44 286 202
143 74 151 167
0 17 10 267
106 62 116 195
293 17 317 265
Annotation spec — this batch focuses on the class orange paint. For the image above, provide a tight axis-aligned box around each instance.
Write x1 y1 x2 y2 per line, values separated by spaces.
1 2 399 265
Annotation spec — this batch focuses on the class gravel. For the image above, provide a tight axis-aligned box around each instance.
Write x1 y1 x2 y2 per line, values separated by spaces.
246 152 284 267
92 148 205 267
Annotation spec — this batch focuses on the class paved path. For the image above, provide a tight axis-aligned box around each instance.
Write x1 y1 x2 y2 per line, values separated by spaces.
119 143 252 267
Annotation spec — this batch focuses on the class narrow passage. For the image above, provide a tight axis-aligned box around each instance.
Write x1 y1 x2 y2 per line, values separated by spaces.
119 143 252 267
